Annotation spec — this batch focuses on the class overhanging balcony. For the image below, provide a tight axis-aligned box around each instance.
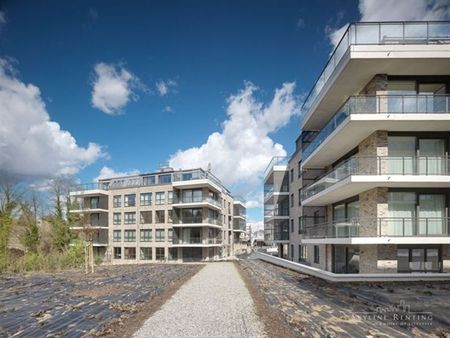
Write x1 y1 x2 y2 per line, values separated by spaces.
302 94 450 167
263 184 290 201
301 21 450 130
302 217 450 244
302 156 450 206
172 237 223 247
172 195 222 210
172 216 223 228
263 156 289 180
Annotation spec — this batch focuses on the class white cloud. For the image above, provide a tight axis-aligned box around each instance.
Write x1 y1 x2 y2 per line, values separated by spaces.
156 79 177 96
328 0 450 47
94 166 140 181
0 58 104 178
162 105 173 113
91 63 144 115
169 82 300 207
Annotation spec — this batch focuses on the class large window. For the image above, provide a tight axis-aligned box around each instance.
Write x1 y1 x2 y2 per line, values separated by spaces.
140 193 152 206
333 245 359 273
397 247 441 273
159 174 172 184
140 211 152 224
143 175 155 185
124 212 136 225
90 197 99 209
314 245 320 264
113 195 121 208
124 194 136 207
155 247 165 260
124 247 136 260
299 245 307 261
113 230 121 242
155 229 165 242
140 229 152 242
168 229 173 242
124 230 136 242
114 247 121 259
155 192 165 205
140 247 152 260
113 213 121 225
333 199 359 237
168 191 173 204
182 189 203 203
388 191 446 236
155 210 165 223
182 208 202 223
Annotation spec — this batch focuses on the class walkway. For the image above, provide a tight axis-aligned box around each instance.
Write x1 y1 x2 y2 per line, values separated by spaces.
133 262 266 338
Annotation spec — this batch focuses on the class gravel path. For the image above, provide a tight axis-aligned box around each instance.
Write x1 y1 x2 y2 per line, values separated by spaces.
133 262 266 338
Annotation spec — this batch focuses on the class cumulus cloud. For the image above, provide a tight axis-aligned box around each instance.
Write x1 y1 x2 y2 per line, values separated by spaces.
94 166 140 181
328 0 450 47
91 63 144 115
169 82 301 208
0 58 104 178
156 79 177 96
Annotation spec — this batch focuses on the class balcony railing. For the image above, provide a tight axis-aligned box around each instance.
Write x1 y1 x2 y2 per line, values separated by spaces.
302 156 450 201
303 217 450 239
263 156 289 178
71 182 111 192
264 208 290 218
302 94 450 161
173 169 223 188
264 184 289 200
172 237 222 245
301 21 450 118
174 216 222 226
172 195 222 208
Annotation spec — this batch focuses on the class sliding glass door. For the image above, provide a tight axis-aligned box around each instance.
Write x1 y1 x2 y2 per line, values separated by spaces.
418 194 446 235
417 138 446 175
388 192 416 236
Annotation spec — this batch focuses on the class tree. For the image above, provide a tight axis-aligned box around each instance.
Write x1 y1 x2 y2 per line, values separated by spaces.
21 222 39 253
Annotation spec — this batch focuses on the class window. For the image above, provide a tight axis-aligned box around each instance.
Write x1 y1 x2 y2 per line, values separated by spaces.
298 161 302 178
140 229 152 242
155 229 165 242
298 217 303 234
182 189 202 203
298 189 302 206
168 229 173 242
314 245 320 264
90 213 100 226
168 191 173 204
290 194 294 208
124 230 136 242
156 192 165 205
140 193 152 206
113 213 121 225
113 230 121 242
113 195 121 208
156 247 165 260
140 247 152 260
290 245 294 259
299 245 307 261
124 194 136 207
290 168 294 182
90 196 99 209
140 211 152 224
290 219 294 233
155 210 165 223
124 247 136 260
143 175 155 185
114 247 121 259
159 174 172 184
124 212 136 225
168 210 173 223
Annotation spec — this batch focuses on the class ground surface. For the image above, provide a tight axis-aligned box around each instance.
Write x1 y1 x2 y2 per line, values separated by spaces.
0 264 201 337
238 255 450 337
133 262 266 338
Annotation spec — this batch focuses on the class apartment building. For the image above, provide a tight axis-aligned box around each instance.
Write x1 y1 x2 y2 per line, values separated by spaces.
265 21 450 275
70 167 246 263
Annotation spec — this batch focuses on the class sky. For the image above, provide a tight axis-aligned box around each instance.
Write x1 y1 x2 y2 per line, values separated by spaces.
0 0 449 222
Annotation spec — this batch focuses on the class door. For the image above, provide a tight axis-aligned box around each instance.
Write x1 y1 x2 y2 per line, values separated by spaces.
418 138 446 175
418 194 446 236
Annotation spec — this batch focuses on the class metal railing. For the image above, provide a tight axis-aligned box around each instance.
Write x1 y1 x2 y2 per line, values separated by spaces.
263 156 289 178
71 182 111 192
301 21 450 118
302 94 450 161
303 217 450 239
264 184 290 200
173 169 223 188
302 156 450 201
174 216 222 225
172 237 222 245
264 208 290 217
172 195 222 208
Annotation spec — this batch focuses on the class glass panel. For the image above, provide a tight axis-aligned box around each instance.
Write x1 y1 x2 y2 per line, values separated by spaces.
333 204 346 222
347 247 360 273
333 246 346 273
397 248 410 272
380 24 403 43
355 24 379 44
410 248 425 271
428 22 450 39
388 136 416 174
404 23 427 40
388 192 416 236
426 249 439 271
418 139 446 175
418 194 445 235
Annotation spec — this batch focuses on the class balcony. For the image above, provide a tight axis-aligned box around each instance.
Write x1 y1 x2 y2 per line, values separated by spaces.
172 169 224 192
264 184 290 201
70 182 110 197
301 21 450 128
172 195 222 210
302 156 450 206
172 237 223 246
263 156 289 179
172 216 223 228
302 94 450 166
302 217 450 244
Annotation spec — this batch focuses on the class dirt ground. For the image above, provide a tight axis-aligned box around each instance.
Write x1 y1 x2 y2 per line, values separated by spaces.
0 264 202 337
238 256 450 338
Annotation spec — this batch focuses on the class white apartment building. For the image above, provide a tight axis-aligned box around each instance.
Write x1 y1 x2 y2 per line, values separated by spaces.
70 167 247 263
265 21 450 275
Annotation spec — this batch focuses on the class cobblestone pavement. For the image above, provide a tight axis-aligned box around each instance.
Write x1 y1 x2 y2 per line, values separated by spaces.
134 262 266 338
239 256 450 337
0 264 201 337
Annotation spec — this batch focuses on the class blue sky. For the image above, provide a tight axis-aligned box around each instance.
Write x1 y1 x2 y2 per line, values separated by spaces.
2 0 445 221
